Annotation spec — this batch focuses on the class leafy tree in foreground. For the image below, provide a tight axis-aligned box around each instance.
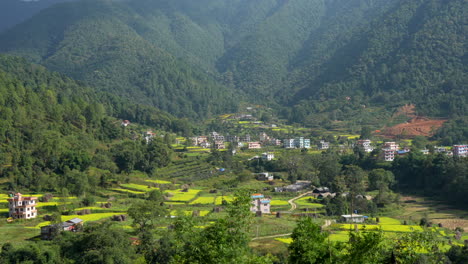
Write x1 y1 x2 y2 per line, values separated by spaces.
288 217 334 264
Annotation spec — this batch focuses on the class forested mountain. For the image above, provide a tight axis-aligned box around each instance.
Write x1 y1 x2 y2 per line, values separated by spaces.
286 0 467 124
0 0 466 128
0 0 77 33
0 0 239 119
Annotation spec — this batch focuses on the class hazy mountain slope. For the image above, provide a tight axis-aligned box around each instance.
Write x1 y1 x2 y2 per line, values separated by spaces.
0 0 77 33
0 0 239 119
0 0 465 125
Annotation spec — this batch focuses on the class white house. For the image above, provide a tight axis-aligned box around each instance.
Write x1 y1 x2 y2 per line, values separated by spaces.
7 193 38 219
262 152 275 161
341 214 365 223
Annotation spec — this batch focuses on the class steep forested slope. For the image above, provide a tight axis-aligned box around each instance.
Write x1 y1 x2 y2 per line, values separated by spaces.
287 0 467 124
0 0 465 128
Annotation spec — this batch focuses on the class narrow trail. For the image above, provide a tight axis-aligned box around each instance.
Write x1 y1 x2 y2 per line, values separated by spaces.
251 233 291 241
288 191 313 211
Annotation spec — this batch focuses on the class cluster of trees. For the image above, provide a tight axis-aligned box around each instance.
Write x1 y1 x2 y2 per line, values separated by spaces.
392 152 468 208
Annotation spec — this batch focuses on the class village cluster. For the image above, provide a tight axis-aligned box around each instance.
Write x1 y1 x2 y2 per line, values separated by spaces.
185 130 468 162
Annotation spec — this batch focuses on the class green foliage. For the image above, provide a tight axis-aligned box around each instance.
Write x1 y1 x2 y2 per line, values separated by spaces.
127 199 168 232
288 217 333 264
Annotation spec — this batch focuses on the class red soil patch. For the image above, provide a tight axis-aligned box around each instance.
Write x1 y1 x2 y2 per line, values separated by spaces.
383 117 447 138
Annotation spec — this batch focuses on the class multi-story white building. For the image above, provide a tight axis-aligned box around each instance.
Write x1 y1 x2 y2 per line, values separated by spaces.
382 149 396 162
283 137 311 149
296 137 311 149
250 193 270 214
7 193 38 219
383 142 399 151
283 139 296 148
453 145 468 157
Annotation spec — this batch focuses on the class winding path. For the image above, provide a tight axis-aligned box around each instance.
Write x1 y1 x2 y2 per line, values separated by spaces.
288 191 313 211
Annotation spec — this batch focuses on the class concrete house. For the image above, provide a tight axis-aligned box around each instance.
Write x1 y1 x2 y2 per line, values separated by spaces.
248 142 262 149
250 194 271 214
383 142 399 151
453 145 468 157
214 141 225 150
256 172 274 181
262 152 275 161
283 139 296 148
144 131 156 143
318 140 330 150
382 149 396 162
357 139 374 153
7 193 38 219
41 218 83 240
341 214 365 223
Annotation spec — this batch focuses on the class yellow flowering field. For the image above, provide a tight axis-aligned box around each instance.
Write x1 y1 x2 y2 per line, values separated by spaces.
165 189 201 202
270 200 289 206
120 183 159 192
190 197 215 205
170 210 210 217
111 188 145 195
275 237 293 244
145 179 171 184
214 196 234 205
